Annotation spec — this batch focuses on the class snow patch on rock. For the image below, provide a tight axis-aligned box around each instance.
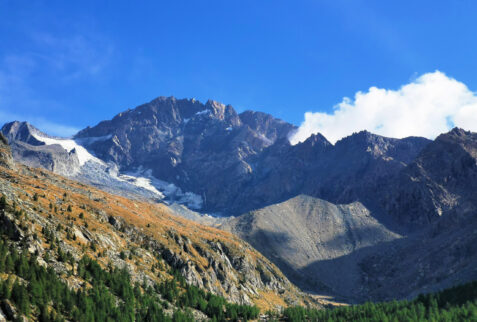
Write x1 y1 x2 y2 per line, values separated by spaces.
195 109 210 116
118 167 203 210
31 133 104 166
30 133 203 211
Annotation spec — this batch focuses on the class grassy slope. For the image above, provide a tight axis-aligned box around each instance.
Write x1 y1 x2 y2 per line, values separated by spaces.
0 161 313 314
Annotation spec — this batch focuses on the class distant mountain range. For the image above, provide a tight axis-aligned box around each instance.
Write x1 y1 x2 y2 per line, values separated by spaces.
2 96 477 302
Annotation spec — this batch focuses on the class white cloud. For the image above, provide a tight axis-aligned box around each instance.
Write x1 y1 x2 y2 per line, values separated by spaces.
289 71 477 144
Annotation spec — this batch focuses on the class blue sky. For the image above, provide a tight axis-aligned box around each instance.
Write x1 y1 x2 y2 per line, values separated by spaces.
1 0 477 137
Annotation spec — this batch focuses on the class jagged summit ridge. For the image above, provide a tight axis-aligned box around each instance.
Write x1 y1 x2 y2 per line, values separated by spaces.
71 96 297 213
0 96 434 215
2 121 50 146
2 96 477 305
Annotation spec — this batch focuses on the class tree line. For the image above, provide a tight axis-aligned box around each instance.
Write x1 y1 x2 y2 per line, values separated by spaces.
282 281 477 321
0 238 259 321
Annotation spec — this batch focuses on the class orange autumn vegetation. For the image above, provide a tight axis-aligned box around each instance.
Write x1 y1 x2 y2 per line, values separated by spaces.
0 164 313 311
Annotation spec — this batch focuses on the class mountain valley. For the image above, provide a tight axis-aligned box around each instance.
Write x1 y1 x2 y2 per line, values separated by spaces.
1 96 477 315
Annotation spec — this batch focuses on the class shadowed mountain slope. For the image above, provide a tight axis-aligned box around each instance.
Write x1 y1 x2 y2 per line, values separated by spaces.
220 129 477 301
2 97 477 304
220 195 401 299
221 192 477 302
2 97 431 218
0 136 313 312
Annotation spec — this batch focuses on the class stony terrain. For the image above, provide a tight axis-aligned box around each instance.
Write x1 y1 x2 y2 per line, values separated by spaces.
220 195 401 297
219 193 477 302
71 97 431 216
378 128 477 227
1 97 430 216
220 128 477 302
2 96 477 306
74 97 296 213
0 132 313 314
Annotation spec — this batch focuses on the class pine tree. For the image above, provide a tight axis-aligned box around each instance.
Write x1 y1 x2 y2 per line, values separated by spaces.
0 194 6 210
12 280 30 316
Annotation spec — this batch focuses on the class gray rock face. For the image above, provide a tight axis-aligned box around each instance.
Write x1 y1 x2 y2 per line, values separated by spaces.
1 121 45 146
221 193 477 302
2 96 477 304
221 195 401 299
71 97 430 216
1 97 431 217
169 125 477 302
358 209 477 301
2 121 81 176
225 130 430 217
74 96 296 213
379 128 477 228
10 140 81 176
0 133 15 170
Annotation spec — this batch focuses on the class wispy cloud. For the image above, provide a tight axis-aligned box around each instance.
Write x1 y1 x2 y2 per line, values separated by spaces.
0 57 76 136
289 71 477 144
30 31 114 81
0 29 114 136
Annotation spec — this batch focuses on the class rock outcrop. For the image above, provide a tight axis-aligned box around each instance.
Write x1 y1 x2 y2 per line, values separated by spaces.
71 98 430 216
2 97 477 306
379 128 477 227
2 97 431 217
2 121 80 176
0 154 310 310
220 128 477 302
73 97 296 214
221 195 401 299
0 133 14 170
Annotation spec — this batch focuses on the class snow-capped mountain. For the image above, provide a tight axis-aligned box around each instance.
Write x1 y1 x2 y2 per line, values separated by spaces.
1 96 297 212
1 120 204 209
73 96 296 214
3 96 477 303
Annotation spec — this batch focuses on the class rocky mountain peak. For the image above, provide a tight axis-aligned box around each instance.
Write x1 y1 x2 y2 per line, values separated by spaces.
436 127 477 158
239 110 296 143
0 97 430 217
301 133 331 148
378 127 477 227
333 130 431 163
1 121 46 146
2 95 477 310
201 99 241 126
75 96 205 139
447 127 471 137
205 99 225 111
336 130 388 148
